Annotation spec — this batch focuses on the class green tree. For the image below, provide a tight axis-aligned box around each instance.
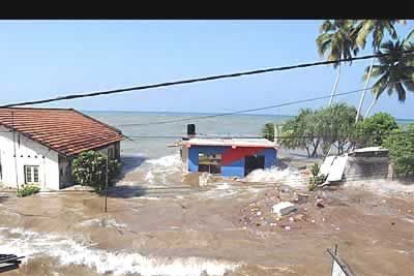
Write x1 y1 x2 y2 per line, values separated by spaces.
384 125 414 178
280 109 320 157
316 20 358 106
316 103 359 155
72 150 121 192
280 104 359 157
356 112 399 147
364 34 414 117
262 123 275 142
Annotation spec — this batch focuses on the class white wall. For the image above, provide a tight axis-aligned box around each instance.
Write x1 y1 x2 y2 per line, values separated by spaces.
0 126 60 190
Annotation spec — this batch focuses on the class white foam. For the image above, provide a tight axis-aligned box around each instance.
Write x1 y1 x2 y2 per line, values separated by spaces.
144 154 183 185
244 167 304 188
78 218 127 229
346 179 414 197
0 227 239 276
146 154 181 167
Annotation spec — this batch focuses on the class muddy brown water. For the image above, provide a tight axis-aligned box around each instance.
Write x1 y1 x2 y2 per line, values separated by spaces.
0 183 413 276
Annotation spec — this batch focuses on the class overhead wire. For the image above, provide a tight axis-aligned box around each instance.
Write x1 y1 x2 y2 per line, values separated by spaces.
115 79 414 128
1 51 414 108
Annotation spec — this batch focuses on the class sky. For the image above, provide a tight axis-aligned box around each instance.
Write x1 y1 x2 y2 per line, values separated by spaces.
1 20 414 119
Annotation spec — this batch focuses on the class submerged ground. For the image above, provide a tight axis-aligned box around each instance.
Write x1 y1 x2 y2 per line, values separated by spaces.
0 154 414 276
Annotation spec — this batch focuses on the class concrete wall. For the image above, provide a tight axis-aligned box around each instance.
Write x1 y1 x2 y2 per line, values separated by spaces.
187 145 277 177
0 126 60 190
344 156 390 181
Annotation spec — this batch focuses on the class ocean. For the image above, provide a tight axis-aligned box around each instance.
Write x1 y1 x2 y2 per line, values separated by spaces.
86 111 291 159
83 111 292 186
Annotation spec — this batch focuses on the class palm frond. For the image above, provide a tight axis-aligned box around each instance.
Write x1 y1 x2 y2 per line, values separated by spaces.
395 82 407 102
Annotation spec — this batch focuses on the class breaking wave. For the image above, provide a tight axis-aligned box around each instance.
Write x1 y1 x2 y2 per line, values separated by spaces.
144 154 183 185
244 167 304 188
0 227 240 276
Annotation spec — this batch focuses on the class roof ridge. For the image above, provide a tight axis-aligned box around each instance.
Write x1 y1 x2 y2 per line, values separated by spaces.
0 107 74 111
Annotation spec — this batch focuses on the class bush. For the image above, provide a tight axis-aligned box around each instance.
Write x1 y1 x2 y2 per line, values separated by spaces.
310 163 320 177
72 151 121 192
17 185 40 197
356 112 399 147
308 183 317 192
262 123 275 142
384 125 414 178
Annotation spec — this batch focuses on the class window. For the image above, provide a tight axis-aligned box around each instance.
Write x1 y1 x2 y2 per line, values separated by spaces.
198 153 222 174
24 165 39 184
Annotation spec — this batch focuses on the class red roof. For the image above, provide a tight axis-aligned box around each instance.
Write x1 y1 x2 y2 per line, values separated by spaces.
0 108 123 156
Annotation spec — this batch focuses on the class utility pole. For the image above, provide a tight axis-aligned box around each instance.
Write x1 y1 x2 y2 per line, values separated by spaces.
12 111 19 192
104 156 108 213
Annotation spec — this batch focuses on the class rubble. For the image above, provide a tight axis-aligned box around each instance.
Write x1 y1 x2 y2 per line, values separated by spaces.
315 198 325 208
272 202 298 216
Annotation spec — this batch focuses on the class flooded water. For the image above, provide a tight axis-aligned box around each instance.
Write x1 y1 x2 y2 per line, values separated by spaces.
1 184 414 276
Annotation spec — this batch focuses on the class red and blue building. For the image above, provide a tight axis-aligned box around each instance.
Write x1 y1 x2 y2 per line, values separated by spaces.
180 138 277 177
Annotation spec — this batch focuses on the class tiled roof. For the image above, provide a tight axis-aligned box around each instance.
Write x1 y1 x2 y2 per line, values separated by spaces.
0 108 123 156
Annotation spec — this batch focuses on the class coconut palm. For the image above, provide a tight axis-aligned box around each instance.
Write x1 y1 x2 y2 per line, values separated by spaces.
316 20 358 106
353 20 406 122
364 37 414 117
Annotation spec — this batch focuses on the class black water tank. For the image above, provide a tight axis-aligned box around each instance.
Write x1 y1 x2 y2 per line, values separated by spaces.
187 124 196 136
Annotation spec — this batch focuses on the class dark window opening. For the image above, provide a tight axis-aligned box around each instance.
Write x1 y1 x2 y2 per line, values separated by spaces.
198 153 222 174
244 155 265 176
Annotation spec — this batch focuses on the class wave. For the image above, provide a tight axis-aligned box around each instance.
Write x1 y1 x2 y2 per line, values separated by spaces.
0 227 239 276
144 155 183 185
244 167 304 188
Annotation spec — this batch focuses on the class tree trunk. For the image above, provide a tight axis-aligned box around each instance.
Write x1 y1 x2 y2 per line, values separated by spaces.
328 65 341 106
356 58 374 123
364 97 378 118
311 139 320 157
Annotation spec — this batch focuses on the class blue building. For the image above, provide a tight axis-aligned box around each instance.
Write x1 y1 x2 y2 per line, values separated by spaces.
180 138 278 178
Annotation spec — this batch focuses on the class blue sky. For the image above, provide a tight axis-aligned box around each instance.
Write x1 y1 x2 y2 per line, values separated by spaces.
1 20 414 118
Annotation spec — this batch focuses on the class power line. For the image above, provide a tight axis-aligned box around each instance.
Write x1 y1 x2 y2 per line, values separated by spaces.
2 51 414 108
117 89 361 127
115 76 414 128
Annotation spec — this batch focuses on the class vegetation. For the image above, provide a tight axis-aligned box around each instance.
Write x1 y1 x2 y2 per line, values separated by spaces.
316 20 414 118
279 103 359 157
316 20 358 105
17 185 40 197
356 112 399 147
262 123 275 142
308 163 325 191
384 125 414 178
72 151 121 192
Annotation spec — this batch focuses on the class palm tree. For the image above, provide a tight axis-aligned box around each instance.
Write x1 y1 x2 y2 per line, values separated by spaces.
316 20 358 106
364 36 414 117
353 20 406 122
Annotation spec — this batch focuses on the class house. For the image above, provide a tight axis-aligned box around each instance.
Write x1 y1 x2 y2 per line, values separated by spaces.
320 146 391 184
180 125 277 177
0 107 123 190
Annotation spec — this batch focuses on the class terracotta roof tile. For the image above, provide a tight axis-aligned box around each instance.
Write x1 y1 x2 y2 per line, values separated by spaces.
0 108 123 156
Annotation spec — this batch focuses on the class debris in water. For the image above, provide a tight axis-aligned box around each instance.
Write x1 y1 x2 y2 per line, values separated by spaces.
285 226 291 231
316 198 325 208
271 202 298 216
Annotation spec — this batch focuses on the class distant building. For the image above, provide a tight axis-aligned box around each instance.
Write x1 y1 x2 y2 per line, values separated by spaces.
180 137 277 178
320 146 391 183
0 108 123 190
